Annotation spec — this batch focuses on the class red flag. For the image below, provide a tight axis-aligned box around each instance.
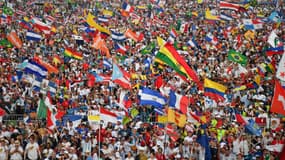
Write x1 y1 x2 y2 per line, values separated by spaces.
155 75 164 88
271 80 285 116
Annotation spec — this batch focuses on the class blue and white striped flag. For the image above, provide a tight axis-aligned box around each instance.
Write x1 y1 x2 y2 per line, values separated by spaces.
220 12 233 21
26 31 42 41
98 16 109 23
103 59 112 69
138 87 167 108
32 77 57 96
111 31 126 42
24 60 48 78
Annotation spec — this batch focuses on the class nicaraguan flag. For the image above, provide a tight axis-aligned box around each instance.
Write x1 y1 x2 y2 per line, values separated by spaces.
26 31 42 41
139 87 167 108
220 12 233 21
111 31 126 42
98 16 109 23
24 60 48 78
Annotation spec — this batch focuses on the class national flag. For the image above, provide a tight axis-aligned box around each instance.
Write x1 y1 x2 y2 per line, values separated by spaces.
86 13 110 35
92 34 110 57
102 9 113 17
228 49 248 66
37 98 47 120
187 38 198 48
268 11 281 23
268 30 282 48
44 15 56 23
15 10 26 16
0 14 7 25
245 119 262 136
271 80 285 116
118 90 132 109
196 125 212 160
46 93 56 129
112 63 131 89
34 56 59 74
32 77 57 96
154 43 199 83
92 72 111 83
3 6 14 16
155 75 164 89
31 17 51 34
138 87 167 108
26 31 42 41
0 39 13 48
219 1 242 11
11 71 23 83
88 115 100 122
64 115 82 128
204 78 227 102
114 43 127 54
265 46 284 56
100 108 118 124
7 31 23 49
111 31 126 42
53 55 63 65
19 19 32 30
170 28 178 38
234 111 247 125
122 2 134 13
180 22 189 33
205 8 220 21
25 60 48 78
103 59 112 69
64 48 83 60
140 42 155 54
124 28 144 42
165 124 179 142
277 54 285 81
205 32 218 45
242 19 263 30
98 16 109 23
220 12 233 21
168 90 189 114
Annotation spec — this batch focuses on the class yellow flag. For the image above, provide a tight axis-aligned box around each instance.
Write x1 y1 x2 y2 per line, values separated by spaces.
88 115 100 122
157 116 168 123
205 8 219 21
167 108 176 123
197 0 203 4
87 13 110 35
157 36 165 47
176 113 187 127
244 30 255 40
103 9 113 17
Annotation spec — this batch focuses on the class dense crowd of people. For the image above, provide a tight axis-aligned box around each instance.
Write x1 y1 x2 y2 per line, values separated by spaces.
0 0 285 159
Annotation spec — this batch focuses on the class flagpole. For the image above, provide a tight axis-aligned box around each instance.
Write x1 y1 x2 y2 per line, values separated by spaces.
98 105 101 160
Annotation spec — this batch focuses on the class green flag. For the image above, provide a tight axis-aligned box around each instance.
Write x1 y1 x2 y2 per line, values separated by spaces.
37 99 47 120
122 116 131 125
141 42 155 54
130 108 139 118
3 6 13 16
228 49 248 66
0 39 13 48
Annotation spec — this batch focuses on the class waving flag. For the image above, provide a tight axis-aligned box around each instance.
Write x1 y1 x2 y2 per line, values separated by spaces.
86 13 110 35
25 60 48 78
31 17 51 34
124 29 144 42
242 19 263 30
7 31 22 49
100 108 118 124
277 54 285 81
103 59 112 69
112 63 131 89
64 48 83 60
204 78 227 102
220 12 233 21
139 87 167 108
98 16 109 23
268 30 282 48
114 43 127 54
111 31 126 42
245 119 262 136
26 31 42 41
122 2 134 13
265 46 284 56
205 32 218 45
219 1 242 11
187 38 198 48
168 90 189 114
228 49 248 66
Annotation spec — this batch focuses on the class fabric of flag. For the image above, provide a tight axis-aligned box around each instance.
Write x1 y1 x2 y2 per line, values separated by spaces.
114 43 127 54
100 108 118 124
196 126 212 160
242 19 263 30
245 119 262 136
44 15 56 23
7 31 23 49
34 56 59 74
25 60 48 78
277 53 285 81
170 28 178 38
3 6 14 16
86 13 110 35
37 98 47 120
118 90 132 109
219 1 242 11
92 72 111 83
157 115 168 123
98 16 109 23
102 9 113 17
205 32 218 45
122 2 134 12
270 80 285 116
140 42 155 54
220 12 233 21
103 59 112 69
168 90 189 114
204 78 227 102
205 9 220 21
0 39 13 48
165 124 179 142
26 31 42 41
138 87 167 108
111 31 126 42
265 46 284 56
19 19 32 30
228 49 248 66
124 29 144 42
268 11 281 23
155 43 199 83
53 55 63 65
268 31 281 48
63 115 82 128
46 94 56 129
88 115 100 122
15 9 26 16
31 17 51 35
187 38 198 48
64 48 83 60
111 63 131 89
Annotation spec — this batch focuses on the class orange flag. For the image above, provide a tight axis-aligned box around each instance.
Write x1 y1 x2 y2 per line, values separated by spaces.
124 29 144 42
92 35 110 57
7 31 22 49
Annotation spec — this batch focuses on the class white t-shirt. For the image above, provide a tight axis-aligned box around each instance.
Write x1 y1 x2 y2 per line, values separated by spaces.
10 146 23 160
25 142 39 160
0 145 8 160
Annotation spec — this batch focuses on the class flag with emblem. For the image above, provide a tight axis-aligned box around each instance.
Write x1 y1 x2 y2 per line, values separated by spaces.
271 80 285 116
228 49 247 66
276 53 285 81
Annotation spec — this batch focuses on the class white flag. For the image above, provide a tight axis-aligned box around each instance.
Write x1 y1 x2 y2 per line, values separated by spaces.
268 30 279 48
277 53 285 81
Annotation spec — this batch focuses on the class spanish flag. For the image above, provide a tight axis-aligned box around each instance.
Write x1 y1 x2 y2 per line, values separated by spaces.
204 78 227 102
63 48 83 60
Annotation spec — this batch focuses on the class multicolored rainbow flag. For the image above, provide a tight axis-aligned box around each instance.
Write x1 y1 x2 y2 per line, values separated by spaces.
64 48 83 60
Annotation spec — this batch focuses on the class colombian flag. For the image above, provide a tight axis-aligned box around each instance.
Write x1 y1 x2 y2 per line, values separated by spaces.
204 78 227 102
64 48 83 60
